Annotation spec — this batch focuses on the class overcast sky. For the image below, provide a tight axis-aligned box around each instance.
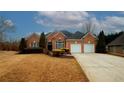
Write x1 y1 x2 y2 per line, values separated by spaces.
0 11 124 40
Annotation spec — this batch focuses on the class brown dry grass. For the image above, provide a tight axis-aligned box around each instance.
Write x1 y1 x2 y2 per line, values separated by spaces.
0 51 88 82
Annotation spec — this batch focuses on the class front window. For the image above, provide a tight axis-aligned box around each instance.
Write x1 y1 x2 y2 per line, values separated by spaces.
56 40 64 49
32 41 39 48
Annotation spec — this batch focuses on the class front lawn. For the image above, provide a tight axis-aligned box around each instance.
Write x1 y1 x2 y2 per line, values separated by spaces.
0 51 88 82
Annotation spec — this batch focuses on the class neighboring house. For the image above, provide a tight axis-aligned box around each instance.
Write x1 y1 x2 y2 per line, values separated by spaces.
107 32 124 55
26 31 97 53
26 33 40 48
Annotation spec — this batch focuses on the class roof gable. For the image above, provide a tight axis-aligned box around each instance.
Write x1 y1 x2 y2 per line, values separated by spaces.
81 32 97 39
47 31 67 40
26 33 40 40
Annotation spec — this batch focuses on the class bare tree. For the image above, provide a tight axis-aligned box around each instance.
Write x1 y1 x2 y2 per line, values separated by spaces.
0 16 15 42
82 20 96 34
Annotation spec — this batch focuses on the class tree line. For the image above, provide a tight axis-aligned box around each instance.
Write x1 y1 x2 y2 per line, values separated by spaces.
0 41 19 51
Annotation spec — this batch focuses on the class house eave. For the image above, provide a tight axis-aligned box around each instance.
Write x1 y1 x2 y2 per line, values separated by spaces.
81 32 97 39
66 39 82 41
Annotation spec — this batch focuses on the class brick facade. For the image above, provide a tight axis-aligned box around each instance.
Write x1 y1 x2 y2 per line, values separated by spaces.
26 33 40 48
65 32 96 53
82 32 97 52
47 32 66 49
66 39 83 52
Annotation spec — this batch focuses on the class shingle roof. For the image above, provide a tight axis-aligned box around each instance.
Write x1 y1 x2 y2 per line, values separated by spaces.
29 31 96 40
61 31 84 39
46 30 96 39
108 32 124 46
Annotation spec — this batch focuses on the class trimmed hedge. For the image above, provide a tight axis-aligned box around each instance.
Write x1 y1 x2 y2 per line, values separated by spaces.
19 47 43 54
60 48 70 54
49 49 65 56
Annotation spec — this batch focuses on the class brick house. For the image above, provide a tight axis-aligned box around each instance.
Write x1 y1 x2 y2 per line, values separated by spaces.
26 31 97 53
26 33 40 48
107 32 124 55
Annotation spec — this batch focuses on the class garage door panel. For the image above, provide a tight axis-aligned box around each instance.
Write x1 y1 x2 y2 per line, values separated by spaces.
71 44 81 53
84 44 94 53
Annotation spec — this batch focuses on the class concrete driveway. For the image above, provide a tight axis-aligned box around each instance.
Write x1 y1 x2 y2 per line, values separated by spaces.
73 53 124 82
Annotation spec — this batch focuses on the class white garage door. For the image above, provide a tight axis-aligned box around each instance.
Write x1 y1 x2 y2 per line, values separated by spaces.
71 44 81 53
84 44 95 53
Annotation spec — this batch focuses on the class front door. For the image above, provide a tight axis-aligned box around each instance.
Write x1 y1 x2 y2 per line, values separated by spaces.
48 42 52 51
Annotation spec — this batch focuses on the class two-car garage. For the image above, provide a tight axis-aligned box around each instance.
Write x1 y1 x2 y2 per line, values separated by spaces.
70 44 95 53
68 32 96 53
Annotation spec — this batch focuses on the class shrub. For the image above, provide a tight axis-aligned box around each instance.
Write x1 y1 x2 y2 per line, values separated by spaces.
39 32 46 48
50 49 65 56
19 47 43 54
61 48 70 54
19 38 27 51
96 31 106 53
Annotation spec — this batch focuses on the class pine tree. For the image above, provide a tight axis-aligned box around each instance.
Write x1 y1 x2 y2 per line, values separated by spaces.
39 32 46 48
96 30 106 53
19 38 27 51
